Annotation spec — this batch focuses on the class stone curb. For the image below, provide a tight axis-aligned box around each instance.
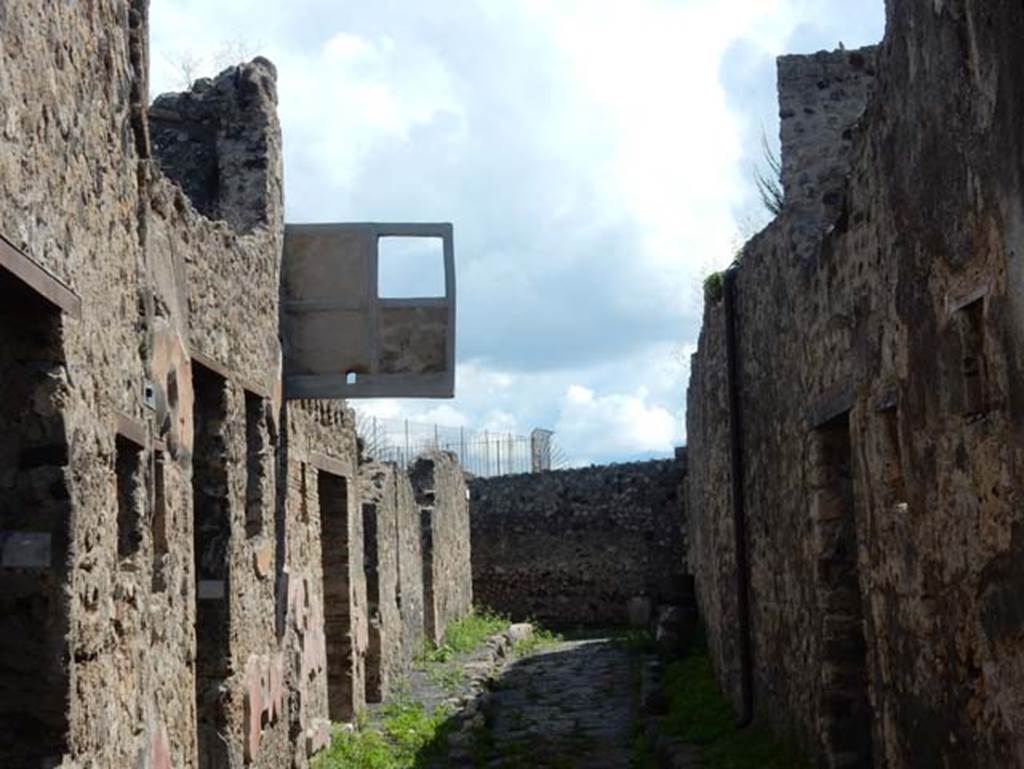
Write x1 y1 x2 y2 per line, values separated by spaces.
443 622 534 760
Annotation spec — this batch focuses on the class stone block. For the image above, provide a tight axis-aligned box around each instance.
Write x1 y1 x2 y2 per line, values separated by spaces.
628 596 653 628
253 539 273 579
306 718 332 756
508 623 533 644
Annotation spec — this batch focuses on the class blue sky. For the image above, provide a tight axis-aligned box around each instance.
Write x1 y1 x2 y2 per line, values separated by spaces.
150 0 885 466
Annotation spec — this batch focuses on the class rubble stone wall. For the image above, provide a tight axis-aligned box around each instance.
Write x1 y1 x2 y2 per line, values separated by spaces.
357 460 428 701
0 4 188 767
411 452 473 645
394 464 426 667
0 3 481 768
358 460 405 703
468 459 686 627
281 400 363 760
686 3 1024 767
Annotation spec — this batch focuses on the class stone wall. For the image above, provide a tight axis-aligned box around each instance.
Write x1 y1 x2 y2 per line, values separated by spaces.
411 451 473 645
357 460 427 701
394 462 426 669
0 4 463 767
686 3 1024 767
469 459 686 628
277 400 363 761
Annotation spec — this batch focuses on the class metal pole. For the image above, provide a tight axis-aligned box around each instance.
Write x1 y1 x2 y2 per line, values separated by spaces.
405 419 410 467
460 427 466 465
484 430 489 476
434 423 439 448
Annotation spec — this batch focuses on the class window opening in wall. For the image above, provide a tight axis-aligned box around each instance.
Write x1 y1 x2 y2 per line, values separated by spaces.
319 471 353 721
115 434 145 561
152 451 169 593
0 307 71 768
957 298 987 420
245 391 267 538
363 503 383 703
377 236 446 298
191 363 231 769
812 413 874 768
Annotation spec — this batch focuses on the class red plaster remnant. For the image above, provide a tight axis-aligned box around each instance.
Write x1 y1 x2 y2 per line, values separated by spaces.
243 653 286 762
146 721 171 769
289 573 328 683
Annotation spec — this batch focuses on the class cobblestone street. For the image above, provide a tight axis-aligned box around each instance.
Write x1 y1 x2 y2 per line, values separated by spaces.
476 638 640 768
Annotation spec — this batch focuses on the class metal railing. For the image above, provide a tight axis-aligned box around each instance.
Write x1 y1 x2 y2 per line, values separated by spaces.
355 414 567 477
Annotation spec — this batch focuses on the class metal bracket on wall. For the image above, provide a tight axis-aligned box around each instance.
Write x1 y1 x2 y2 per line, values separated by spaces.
281 222 455 400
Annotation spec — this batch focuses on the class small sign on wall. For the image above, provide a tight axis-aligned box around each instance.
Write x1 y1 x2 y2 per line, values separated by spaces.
197 579 226 600
0 531 51 569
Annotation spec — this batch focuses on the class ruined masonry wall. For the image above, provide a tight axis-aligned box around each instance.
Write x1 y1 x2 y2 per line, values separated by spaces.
469 459 686 627
686 2 1024 767
394 466 426 666
357 460 424 702
281 400 363 762
411 451 473 645
0 4 184 767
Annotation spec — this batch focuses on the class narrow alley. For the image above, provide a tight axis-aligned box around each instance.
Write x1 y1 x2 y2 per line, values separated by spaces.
479 638 641 768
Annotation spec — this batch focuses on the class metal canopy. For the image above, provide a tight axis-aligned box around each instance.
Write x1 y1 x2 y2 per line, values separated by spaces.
281 222 456 399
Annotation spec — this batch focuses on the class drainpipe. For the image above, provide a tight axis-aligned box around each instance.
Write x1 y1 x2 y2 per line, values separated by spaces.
723 263 754 728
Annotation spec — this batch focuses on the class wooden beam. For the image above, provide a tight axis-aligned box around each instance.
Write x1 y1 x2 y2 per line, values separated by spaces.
809 385 854 429
191 350 272 400
308 451 350 478
115 412 149 448
0 233 81 318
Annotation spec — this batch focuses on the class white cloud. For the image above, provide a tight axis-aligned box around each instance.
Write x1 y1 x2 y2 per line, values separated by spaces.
148 0 884 467
556 384 680 466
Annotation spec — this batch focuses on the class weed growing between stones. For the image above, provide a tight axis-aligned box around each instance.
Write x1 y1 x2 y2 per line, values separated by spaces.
313 700 453 769
419 606 509 662
610 628 657 654
703 271 725 303
632 633 808 769
426 662 466 693
511 624 562 656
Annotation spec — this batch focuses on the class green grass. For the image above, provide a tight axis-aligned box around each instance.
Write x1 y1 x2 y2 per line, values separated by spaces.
513 625 563 656
417 606 510 664
313 700 453 769
442 606 509 654
633 635 808 769
610 628 656 654
704 271 725 303
426 661 466 693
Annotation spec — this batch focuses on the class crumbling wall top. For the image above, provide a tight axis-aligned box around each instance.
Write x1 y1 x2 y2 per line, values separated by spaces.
777 47 877 237
149 58 282 233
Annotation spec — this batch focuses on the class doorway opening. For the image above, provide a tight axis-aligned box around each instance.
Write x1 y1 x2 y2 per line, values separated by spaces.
319 471 353 721
192 363 231 769
0 301 71 767
363 503 382 702
812 413 874 768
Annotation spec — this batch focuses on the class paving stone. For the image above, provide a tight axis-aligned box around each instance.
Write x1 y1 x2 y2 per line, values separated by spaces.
476 638 638 768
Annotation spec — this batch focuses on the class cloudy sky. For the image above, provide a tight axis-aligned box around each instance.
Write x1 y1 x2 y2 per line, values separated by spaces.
150 0 884 466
